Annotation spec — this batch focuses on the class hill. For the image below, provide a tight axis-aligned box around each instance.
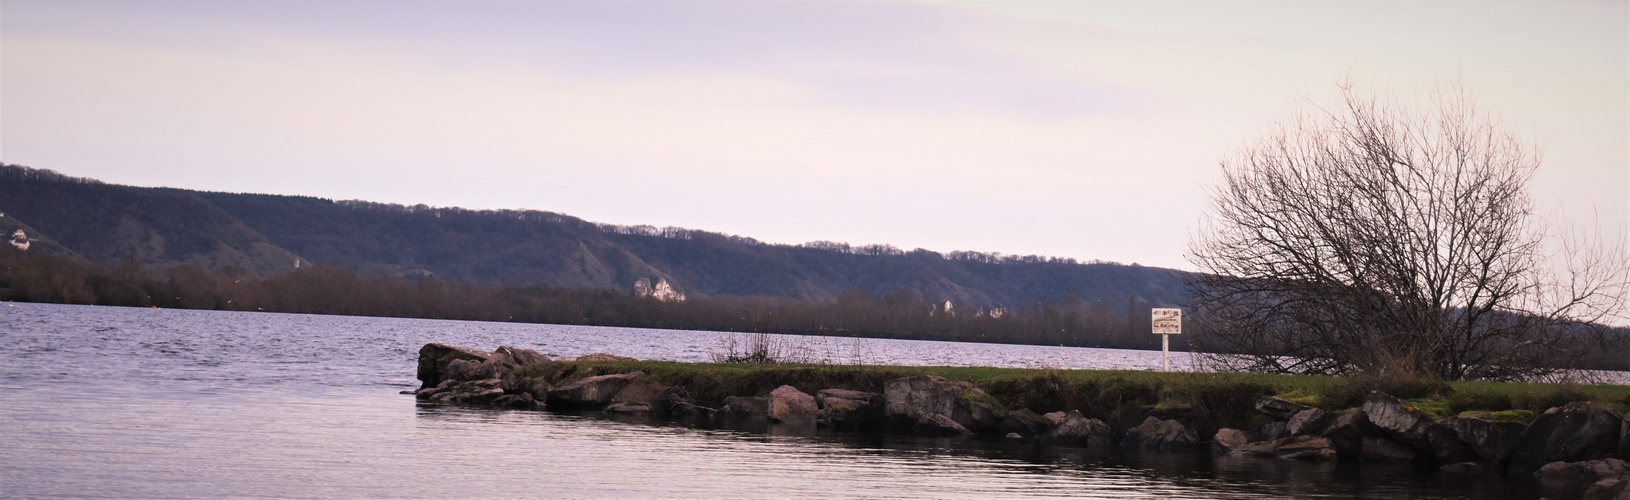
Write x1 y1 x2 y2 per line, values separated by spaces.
0 164 1187 310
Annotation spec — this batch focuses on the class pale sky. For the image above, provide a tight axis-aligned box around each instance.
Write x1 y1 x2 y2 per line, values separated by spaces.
2 0 1625 270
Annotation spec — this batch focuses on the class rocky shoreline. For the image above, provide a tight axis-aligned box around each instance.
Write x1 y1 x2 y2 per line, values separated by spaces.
410 343 1630 499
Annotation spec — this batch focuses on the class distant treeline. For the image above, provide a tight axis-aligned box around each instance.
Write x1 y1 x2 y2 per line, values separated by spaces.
0 247 1186 351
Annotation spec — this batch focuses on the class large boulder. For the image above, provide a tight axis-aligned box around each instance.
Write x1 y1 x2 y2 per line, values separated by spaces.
815 389 883 430
445 357 514 382
1509 402 1624 476
1044 410 1113 446
1363 392 1435 451
1124 416 1199 450
545 371 647 409
495 346 550 366
501 374 554 401
417 343 496 389
769 386 818 425
1436 415 1525 462
883 375 1001 432
1424 420 1481 464
1319 408 1376 457
1583 479 1627 500
1255 396 1313 420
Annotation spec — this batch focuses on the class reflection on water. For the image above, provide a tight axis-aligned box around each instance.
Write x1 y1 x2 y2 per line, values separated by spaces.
0 302 1554 498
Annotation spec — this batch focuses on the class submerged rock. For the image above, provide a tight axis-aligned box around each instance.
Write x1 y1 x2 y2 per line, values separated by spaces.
913 413 972 436
720 396 770 421
1213 428 1251 454
604 402 653 415
1534 458 1630 490
1509 402 1624 475
1361 437 1417 463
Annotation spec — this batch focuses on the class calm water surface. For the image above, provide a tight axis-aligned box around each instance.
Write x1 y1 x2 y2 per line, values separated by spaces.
0 302 1554 498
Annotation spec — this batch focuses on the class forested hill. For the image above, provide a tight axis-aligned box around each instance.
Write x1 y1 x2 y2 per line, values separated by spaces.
0 164 1187 309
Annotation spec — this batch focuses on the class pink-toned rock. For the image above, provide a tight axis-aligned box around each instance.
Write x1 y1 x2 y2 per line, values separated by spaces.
769 385 818 425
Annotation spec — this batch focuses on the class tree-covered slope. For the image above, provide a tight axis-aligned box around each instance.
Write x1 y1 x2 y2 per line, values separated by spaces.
0 164 1188 308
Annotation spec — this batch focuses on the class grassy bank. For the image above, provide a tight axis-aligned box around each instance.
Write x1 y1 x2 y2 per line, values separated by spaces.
516 361 1630 433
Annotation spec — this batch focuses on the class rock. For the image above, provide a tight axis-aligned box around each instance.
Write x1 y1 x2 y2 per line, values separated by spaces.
720 396 770 421
883 375 1000 432
1253 421 1290 442
1255 396 1313 420
445 357 514 381
1534 458 1630 487
415 378 458 399
427 378 506 405
1362 392 1435 451
604 402 652 415
576 353 637 362
502 375 553 401
1042 411 1068 427
1121 405 1194 436
494 346 550 366
816 388 880 404
1622 412 1630 459
1583 479 1626 500
1125 416 1199 450
815 390 884 430
769 386 818 425
1319 408 1375 457
609 377 672 407
1361 436 1418 463
1000 408 1055 437
490 393 537 409
417 343 496 389
1272 436 1338 461
1287 408 1333 436
1437 415 1524 462
1438 462 1487 475
545 371 647 409
1213 428 1251 453
1044 410 1113 446
914 413 972 436
1006 432 1024 439
1426 419 1481 464
658 400 714 419
1509 402 1624 475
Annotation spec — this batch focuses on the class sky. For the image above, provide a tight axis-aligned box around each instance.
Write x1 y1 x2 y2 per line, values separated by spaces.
2 0 1625 270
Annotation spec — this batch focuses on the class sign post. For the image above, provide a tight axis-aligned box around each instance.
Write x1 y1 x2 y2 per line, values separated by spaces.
1151 308 1181 372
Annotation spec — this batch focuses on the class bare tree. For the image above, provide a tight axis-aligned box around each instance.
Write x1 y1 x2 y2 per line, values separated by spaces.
1188 79 1628 381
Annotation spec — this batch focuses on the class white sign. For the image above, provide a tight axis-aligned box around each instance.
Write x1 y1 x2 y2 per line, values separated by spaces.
1151 308 1181 335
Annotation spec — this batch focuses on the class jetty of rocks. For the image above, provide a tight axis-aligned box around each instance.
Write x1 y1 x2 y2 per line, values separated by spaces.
409 343 1630 498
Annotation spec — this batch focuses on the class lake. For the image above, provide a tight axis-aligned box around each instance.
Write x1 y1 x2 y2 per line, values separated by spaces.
0 302 1554 498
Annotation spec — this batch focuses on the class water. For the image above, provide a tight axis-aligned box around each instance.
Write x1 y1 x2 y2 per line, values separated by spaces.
0 302 1560 498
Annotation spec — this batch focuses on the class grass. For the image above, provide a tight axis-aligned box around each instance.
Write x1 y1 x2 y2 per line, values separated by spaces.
509 360 1630 432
